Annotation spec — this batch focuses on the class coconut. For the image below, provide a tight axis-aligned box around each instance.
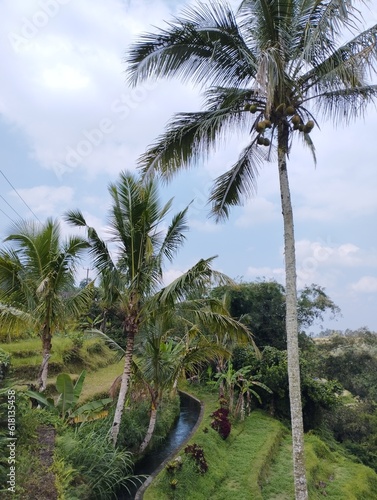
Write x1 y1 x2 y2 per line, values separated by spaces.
256 121 266 132
257 136 265 145
291 114 301 125
244 103 251 111
303 120 314 133
263 119 272 128
298 124 305 132
249 104 257 113
263 138 270 146
286 105 296 115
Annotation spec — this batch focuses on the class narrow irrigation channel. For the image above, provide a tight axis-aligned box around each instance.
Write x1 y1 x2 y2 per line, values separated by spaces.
117 391 203 500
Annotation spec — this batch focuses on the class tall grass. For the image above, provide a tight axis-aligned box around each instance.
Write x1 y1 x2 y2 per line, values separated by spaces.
56 424 142 499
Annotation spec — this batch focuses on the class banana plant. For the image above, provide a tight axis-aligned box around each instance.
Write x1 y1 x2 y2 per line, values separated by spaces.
25 370 113 423
213 362 272 418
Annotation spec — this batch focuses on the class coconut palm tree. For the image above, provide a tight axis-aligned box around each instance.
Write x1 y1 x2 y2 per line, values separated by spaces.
0 219 91 390
65 170 228 446
126 2 377 497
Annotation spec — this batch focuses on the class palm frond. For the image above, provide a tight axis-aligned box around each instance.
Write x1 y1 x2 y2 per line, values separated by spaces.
139 106 249 179
313 84 377 123
64 209 87 228
87 329 126 362
0 303 34 329
127 1 256 89
302 24 377 95
299 130 317 166
298 0 361 64
209 139 270 220
66 209 116 276
191 308 254 342
158 206 189 263
156 257 218 307
65 285 94 321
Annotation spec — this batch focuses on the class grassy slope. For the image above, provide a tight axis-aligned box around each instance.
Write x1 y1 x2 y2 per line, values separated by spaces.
144 386 377 500
2 336 121 397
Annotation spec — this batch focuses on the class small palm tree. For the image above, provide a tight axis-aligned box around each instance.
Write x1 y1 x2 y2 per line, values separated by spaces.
135 325 224 454
136 290 256 453
0 219 91 390
65 170 228 446
126 2 377 496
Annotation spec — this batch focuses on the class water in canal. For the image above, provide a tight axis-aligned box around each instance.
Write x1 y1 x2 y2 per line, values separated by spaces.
117 392 201 499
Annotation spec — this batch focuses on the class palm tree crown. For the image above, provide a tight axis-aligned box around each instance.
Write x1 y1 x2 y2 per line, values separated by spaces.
0 218 90 390
128 0 377 217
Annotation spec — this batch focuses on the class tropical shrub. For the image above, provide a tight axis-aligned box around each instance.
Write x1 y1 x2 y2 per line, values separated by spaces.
117 393 180 451
184 443 208 474
25 371 113 423
210 399 231 440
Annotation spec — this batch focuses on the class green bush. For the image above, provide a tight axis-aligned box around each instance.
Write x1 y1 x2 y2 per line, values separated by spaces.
323 400 377 471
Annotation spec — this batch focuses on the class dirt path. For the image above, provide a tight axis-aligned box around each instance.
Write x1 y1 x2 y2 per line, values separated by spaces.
24 426 58 500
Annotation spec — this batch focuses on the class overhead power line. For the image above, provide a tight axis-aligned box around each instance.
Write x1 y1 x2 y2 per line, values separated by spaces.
0 169 41 223
0 193 24 220
0 206 16 223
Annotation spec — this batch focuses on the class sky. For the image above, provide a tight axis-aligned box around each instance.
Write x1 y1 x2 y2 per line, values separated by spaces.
0 0 377 335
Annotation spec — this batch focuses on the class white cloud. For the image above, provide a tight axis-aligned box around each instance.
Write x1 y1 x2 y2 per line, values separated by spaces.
350 276 377 294
12 185 74 217
296 240 363 269
40 63 90 90
0 0 201 179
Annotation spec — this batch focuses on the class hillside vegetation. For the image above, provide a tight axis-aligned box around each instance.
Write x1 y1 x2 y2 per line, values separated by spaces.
2 329 377 499
144 386 377 500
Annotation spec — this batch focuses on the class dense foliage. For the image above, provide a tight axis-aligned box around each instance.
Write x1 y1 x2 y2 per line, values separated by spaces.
212 281 340 349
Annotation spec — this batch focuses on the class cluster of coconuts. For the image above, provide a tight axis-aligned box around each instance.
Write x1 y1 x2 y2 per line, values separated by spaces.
243 103 271 146
244 101 314 146
291 114 314 133
255 119 271 146
284 106 314 133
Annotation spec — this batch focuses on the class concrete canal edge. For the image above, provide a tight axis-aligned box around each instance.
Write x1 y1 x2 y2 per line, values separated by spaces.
134 390 205 500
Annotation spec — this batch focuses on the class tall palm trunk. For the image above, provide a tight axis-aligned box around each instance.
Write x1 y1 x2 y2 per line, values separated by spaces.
110 314 138 446
278 125 308 500
38 325 52 392
139 401 158 454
